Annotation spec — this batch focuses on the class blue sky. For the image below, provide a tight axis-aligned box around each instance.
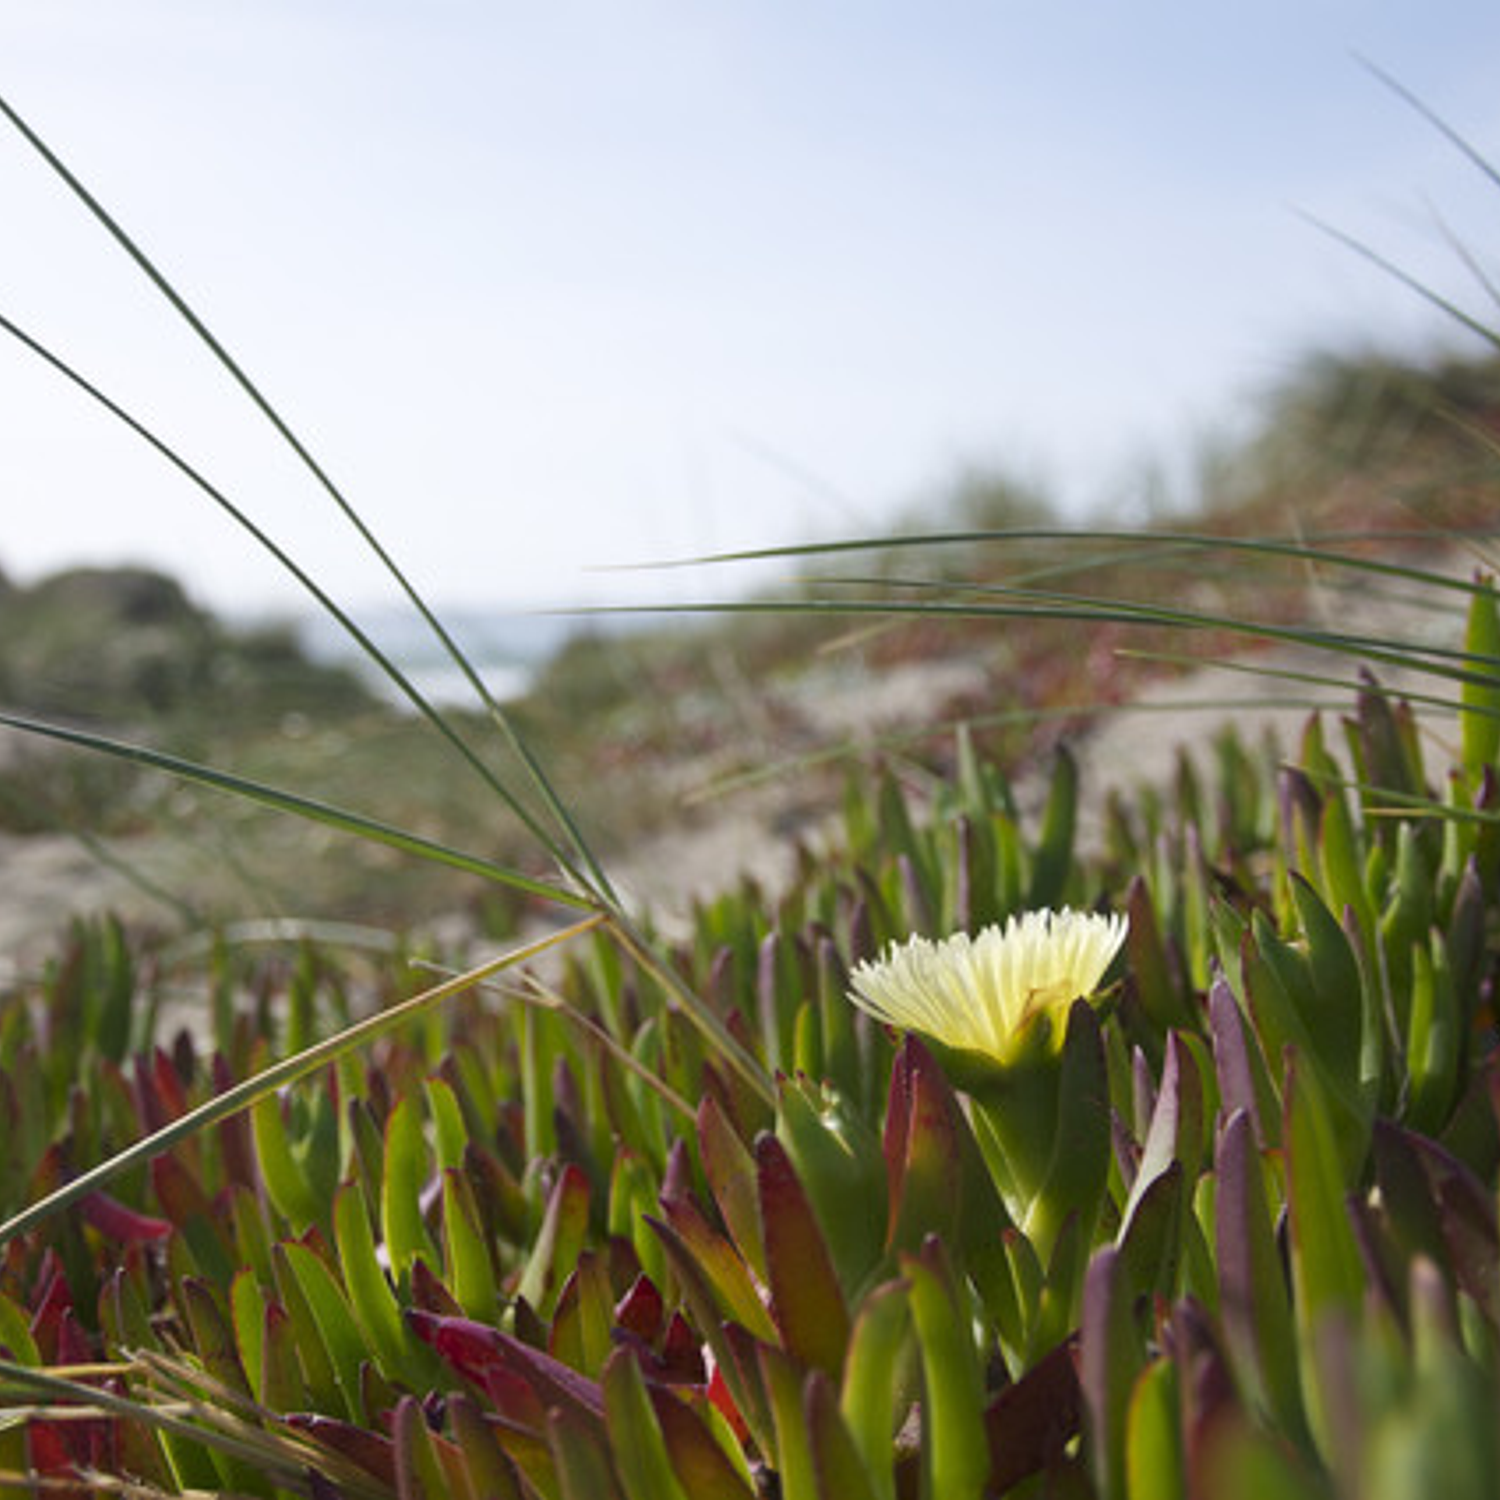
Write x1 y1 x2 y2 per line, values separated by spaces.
2 4 1499 616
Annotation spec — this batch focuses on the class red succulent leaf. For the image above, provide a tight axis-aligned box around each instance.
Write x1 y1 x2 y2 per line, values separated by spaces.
614 1273 665 1344
409 1311 605 1422
285 1413 397 1486
984 1336 1081 1493
27 1419 85 1500
482 1364 549 1433
706 1362 749 1445
148 1152 215 1233
78 1191 172 1244
660 1312 706 1384
213 1052 258 1191
756 1133 850 1378
29 1259 72 1363
410 1257 465 1317
882 1036 965 1254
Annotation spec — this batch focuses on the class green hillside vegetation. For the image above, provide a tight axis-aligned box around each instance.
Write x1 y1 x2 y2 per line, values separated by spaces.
0 564 374 726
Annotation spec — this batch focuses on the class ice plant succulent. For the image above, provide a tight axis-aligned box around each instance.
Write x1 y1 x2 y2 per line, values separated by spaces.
848 907 1128 1069
851 908 1128 1256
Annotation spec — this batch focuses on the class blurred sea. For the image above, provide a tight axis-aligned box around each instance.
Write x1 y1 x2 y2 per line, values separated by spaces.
294 606 577 710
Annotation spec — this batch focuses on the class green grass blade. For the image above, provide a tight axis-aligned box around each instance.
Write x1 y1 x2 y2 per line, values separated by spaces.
626 522 1498 590
581 581 1498 699
0 707 590 909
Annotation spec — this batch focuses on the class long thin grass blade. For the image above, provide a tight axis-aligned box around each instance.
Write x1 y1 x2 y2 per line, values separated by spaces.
0 1358 390 1498
0 707 590 909
618 524 1499 588
1299 213 1500 356
579 578 1499 695
1357 57 1500 195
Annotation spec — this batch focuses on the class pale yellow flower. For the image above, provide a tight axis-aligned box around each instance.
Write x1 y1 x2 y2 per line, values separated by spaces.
848 908 1128 1063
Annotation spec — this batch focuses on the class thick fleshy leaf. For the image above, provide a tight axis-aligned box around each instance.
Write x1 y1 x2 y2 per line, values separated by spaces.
815 931 861 1107
1244 927 1367 1180
0 1288 41 1366
1215 1109 1305 1444
549 1250 615 1377
883 1035 964 1255
1116 1162 1185 1303
281 1239 371 1423
149 1152 235 1285
253 1089 324 1235
334 1179 436 1385
1124 1359 1182 1500
424 1075 469 1174
1029 743 1078 908
714 1321 776 1460
757 1133 851 1379
839 1281 908 1500
697 1093 766 1280
646 1214 772 1454
182 1276 251 1399
229 1181 278 1290
212 1052 258 1192
601 1348 694 1500
775 1075 886 1295
904 1237 988 1500
1121 1033 1203 1233
515 1163 592 1320
984 1335 1081 1494
283 1414 396 1487
393 1393 455 1500
1283 1051 1364 1452
758 1341 818 1500
77 1190 171 1245
448 1393 526 1500
271 1241 346 1416
652 1195 777 1342
260 1298 308 1413
1028 1000 1112 1260
442 1167 499 1324
1404 1129 1500 1327
409 1310 605 1424
1080 1246 1140 1500
646 1381 756 1500
805 1368 881 1500
1125 875 1195 1034
1195 1418 1329 1500
1371 1121 1449 1277
549 1400 626 1500
1172 1298 1239 1492
382 1095 439 1283
1405 935 1462 1137
1288 875 1374 1103
757 929 803 1079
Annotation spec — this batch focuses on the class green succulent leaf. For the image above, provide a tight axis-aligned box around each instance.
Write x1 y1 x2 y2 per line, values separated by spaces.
904 1236 989 1500
601 1348 694 1500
